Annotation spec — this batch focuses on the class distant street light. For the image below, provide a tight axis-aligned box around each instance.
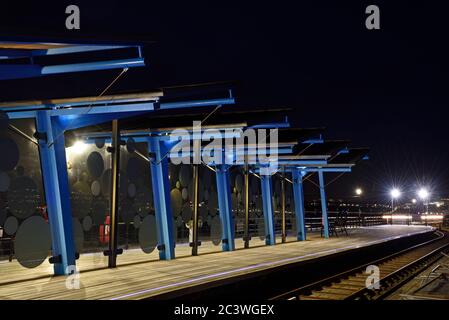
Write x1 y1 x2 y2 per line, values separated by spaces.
390 188 401 199
412 198 417 204
355 188 363 196
417 188 429 200
417 188 430 213
390 188 401 212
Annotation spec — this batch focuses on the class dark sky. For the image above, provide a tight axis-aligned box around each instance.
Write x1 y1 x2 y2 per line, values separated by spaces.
1 1 448 202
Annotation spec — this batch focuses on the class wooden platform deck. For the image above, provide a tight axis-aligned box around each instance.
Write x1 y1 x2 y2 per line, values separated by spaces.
0 225 433 300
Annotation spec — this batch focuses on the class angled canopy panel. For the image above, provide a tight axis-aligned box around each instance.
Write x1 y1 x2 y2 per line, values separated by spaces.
328 148 370 165
0 40 145 80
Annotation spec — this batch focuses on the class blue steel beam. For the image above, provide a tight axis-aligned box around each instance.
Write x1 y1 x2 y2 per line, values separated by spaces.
215 164 235 251
0 58 145 80
292 169 306 241
159 98 235 110
41 59 145 75
260 173 276 245
318 170 330 239
35 111 76 275
148 137 175 260
38 45 135 56
0 45 134 59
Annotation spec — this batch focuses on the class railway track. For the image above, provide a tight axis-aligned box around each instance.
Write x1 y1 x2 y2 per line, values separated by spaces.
270 230 449 300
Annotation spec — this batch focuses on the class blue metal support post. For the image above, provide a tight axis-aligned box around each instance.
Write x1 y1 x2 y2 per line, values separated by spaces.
148 137 175 260
260 173 276 245
35 111 76 275
215 164 235 251
292 169 306 241
318 170 330 238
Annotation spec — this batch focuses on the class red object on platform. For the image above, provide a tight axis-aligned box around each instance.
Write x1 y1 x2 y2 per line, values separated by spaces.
99 215 110 244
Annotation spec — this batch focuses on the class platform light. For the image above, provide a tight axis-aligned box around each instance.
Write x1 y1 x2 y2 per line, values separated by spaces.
382 214 412 220
421 215 443 221
71 140 87 155
412 198 417 204
390 188 401 199
355 188 363 196
417 188 429 200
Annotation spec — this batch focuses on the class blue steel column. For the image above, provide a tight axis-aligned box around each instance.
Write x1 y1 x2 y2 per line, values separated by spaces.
318 170 330 238
35 111 76 275
260 173 276 245
148 137 175 260
292 169 306 241
215 164 235 251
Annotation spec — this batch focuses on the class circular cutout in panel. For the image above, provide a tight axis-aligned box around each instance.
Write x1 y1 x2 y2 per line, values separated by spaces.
0 171 10 192
73 180 90 194
170 188 182 216
95 138 105 149
87 152 104 179
0 138 19 171
179 165 191 188
139 215 157 254
121 200 136 224
8 176 38 219
14 216 51 268
127 183 136 199
82 215 92 232
91 180 101 197
181 188 188 201
210 216 221 246
181 204 192 223
133 215 141 229
126 138 136 153
4 216 18 235
235 174 243 193
71 192 92 218
72 218 84 253
91 200 107 225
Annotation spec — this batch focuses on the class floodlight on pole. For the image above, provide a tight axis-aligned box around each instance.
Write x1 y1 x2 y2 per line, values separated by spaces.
390 188 401 213
417 188 429 200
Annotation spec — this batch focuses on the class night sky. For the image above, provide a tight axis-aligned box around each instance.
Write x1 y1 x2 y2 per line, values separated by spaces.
1 1 448 202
